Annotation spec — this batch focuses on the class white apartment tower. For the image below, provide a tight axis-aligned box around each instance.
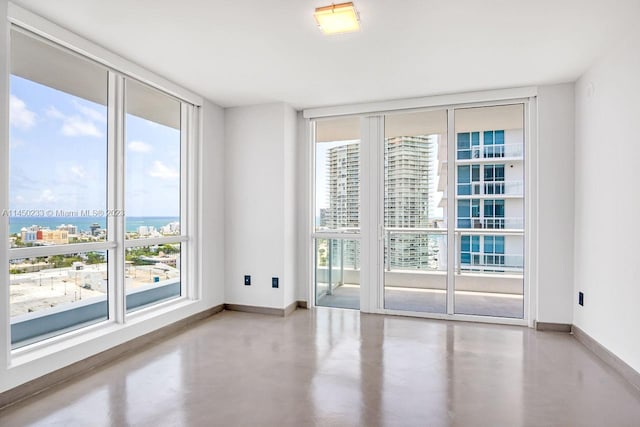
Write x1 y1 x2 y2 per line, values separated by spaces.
438 127 525 272
384 135 438 269
326 136 439 269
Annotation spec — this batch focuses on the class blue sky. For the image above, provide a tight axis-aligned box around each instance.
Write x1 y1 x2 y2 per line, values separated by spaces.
9 75 180 217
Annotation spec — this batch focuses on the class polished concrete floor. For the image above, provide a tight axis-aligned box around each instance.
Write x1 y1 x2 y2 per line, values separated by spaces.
318 285 524 318
1 308 640 426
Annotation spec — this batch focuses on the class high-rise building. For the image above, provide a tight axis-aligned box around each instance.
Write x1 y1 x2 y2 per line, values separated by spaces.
325 142 360 269
444 128 524 272
326 142 360 231
325 136 440 270
384 135 438 269
324 129 523 273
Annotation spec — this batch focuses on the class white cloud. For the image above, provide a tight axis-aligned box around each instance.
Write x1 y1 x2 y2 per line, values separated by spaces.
73 100 106 123
14 195 25 203
46 106 65 119
34 189 56 203
61 117 103 137
148 161 179 180
10 95 36 130
128 140 153 153
70 165 87 179
47 105 103 138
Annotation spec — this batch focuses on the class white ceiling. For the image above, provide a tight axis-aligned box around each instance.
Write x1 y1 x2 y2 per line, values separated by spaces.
12 0 640 109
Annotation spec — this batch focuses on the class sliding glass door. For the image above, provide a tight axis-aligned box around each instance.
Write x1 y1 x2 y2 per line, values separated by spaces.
313 117 361 309
311 101 528 322
453 105 525 318
382 110 448 313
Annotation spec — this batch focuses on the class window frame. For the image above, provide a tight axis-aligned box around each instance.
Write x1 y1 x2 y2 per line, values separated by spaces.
305 93 536 327
5 24 201 355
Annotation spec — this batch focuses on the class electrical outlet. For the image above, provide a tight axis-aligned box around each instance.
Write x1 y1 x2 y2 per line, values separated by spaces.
578 291 584 306
272 277 279 288
244 275 251 286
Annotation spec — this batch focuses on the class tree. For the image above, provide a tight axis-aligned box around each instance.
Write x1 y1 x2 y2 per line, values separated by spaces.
159 244 179 254
86 252 105 265
50 255 65 268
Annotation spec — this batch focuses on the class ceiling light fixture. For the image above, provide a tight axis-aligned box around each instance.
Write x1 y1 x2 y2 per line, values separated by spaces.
314 2 360 35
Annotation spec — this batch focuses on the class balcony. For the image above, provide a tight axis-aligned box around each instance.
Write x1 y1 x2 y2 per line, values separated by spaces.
315 230 524 318
316 268 523 318
457 143 523 161
457 217 524 230
457 180 524 197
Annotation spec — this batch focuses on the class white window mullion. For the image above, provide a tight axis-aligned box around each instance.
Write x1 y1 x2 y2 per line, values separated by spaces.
524 97 536 327
0 17 10 370
359 115 383 313
376 116 385 312
359 116 372 312
180 103 194 300
446 108 456 315
111 73 126 324
308 120 316 307
187 104 200 300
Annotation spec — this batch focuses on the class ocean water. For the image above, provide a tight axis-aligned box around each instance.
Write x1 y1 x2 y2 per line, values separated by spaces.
9 217 179 235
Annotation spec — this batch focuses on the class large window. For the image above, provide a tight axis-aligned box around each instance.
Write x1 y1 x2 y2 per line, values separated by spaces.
454 105 524 318
7 29 194 348
308 102 527 322
383 110 448 314
125 78 184 311
313 117 360 309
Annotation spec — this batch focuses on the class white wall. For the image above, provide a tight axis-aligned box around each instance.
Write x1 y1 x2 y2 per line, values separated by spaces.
535 84 575 325
296 113 310 303
283 106 297 308
224 103 297 309
574 25 640 373
201 100 226 307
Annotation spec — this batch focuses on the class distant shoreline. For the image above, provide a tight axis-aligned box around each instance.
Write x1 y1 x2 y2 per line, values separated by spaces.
8 216 179 235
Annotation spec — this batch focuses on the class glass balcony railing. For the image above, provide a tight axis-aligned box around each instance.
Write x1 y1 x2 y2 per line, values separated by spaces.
314 237 360 310
459 253 524 273
457 217 524 230
383 228 446 272
457 180 523 197
457 143 523 160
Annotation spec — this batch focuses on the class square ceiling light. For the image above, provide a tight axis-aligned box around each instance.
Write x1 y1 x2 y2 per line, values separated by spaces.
314 2 360 35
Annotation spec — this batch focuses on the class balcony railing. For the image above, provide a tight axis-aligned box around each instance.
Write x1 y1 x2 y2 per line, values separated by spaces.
457 143 523 160
383 228 445 273
457 180 523 197
457 217 524 230
459 254 524 273
313 228 524 301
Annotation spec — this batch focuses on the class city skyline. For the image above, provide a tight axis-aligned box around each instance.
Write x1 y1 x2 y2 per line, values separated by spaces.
316 124 524 273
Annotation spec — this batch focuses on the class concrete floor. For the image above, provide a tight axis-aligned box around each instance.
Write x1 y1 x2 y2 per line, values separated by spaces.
1 308 639 426
318 285 524 318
